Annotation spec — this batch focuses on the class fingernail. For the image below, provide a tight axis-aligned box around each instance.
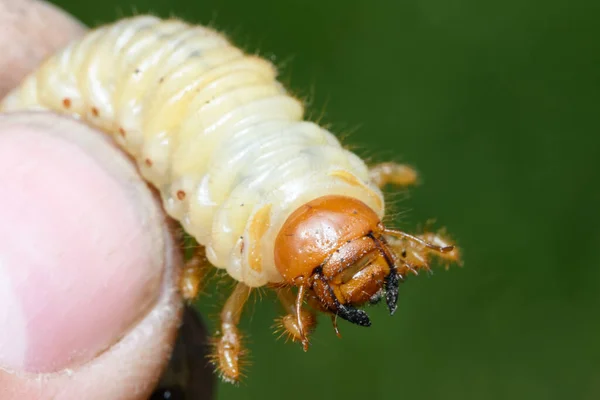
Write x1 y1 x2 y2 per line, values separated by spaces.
0 116 166 373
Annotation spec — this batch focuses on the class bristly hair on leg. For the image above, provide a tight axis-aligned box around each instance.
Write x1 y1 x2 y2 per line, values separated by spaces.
208 330 252 384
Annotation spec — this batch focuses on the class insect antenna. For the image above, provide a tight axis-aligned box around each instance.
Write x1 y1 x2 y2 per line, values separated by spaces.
382 228 454 254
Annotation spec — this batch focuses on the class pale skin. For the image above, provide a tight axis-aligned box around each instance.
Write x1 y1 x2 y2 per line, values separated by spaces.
0 1 214 398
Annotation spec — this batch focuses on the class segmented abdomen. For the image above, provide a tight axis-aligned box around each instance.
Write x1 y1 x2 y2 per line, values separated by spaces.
0 16 384 286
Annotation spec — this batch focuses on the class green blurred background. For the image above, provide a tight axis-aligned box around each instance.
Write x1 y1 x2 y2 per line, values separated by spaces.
48 0 600 399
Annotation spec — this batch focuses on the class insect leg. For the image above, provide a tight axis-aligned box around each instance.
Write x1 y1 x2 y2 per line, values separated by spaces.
180 246 211 301
275 287 317 348
384 229 461 276
369 162 418 188
212 282 251 383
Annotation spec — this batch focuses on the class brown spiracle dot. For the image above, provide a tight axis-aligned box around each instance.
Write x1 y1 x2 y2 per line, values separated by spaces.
91 107 99 117
145 158 153 167
62 98 71 108
177 190 186 200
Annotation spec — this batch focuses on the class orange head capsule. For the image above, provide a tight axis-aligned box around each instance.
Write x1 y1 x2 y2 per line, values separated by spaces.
274 195 454 327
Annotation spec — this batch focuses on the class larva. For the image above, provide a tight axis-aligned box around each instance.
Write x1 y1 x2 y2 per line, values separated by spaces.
0 15 460 383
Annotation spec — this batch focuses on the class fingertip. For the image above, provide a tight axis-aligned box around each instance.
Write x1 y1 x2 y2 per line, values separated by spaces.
0 112 185 399
0 0 86 97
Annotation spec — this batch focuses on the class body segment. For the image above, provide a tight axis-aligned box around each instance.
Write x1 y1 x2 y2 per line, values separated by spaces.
0 15 384 287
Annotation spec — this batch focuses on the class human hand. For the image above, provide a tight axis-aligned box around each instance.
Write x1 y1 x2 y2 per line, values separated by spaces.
0 1 214 399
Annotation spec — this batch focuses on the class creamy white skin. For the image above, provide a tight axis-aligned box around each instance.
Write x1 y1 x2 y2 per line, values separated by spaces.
1 16 384 287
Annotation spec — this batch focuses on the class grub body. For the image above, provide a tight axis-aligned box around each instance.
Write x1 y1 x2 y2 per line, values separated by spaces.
0 15 384 287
